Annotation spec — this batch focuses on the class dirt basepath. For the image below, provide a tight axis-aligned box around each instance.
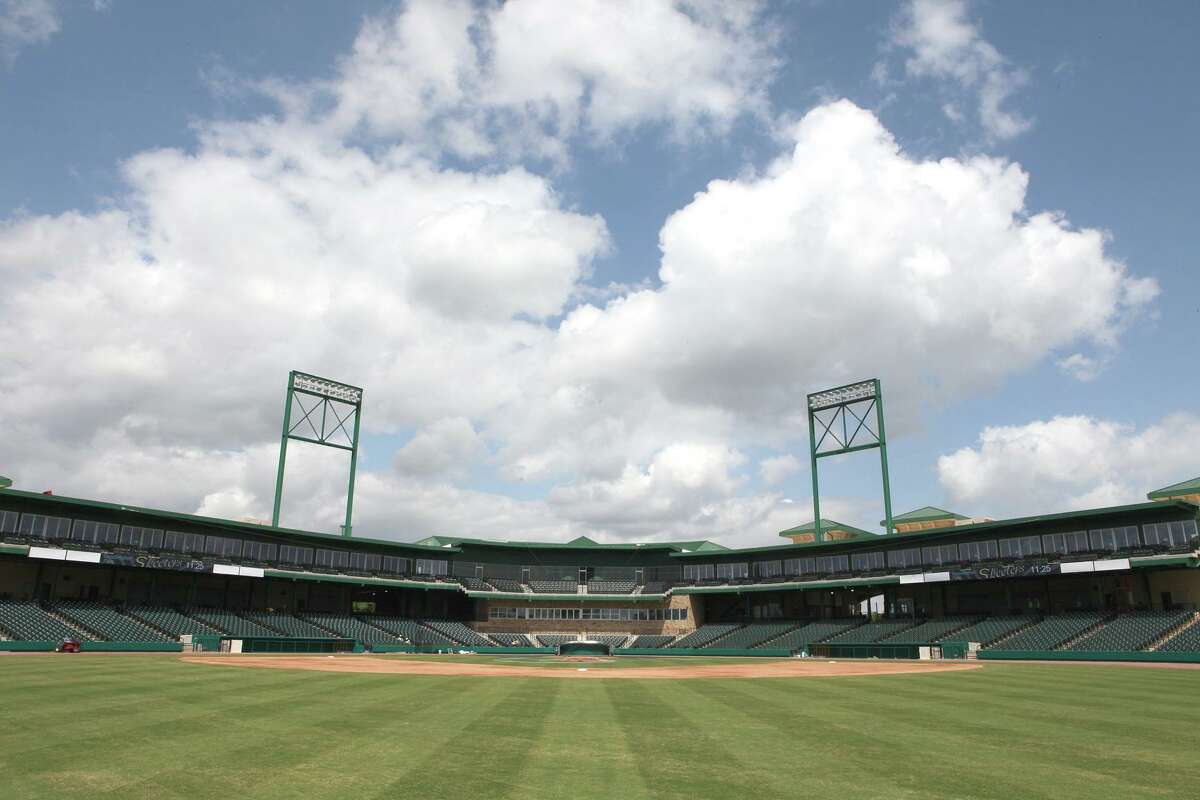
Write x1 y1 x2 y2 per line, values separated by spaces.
181 654 982 679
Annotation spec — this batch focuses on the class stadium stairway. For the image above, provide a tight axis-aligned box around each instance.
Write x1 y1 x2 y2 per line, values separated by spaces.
936 616 1035 647
54 602 170 642
986 613 1110 652
825 619 921 644
1061 611 1192 652
1153 613 1200 653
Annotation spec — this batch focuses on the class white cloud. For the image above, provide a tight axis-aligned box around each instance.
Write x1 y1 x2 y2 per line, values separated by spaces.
890 0 1031 140
0 4 1159 550
760 454 800 487
937 413 1200 516
1056 352 1105 382
0 0 59 65
324 0 779 162
393 417 486 481
499 100 1156 483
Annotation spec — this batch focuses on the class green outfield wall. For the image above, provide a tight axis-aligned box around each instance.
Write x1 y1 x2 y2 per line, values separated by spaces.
0 641 182 652
979 650 1200 664
617 648 792 657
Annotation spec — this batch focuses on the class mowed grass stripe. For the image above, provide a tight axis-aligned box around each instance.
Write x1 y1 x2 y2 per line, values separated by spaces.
1 657 1198 800
508 677 650 800
383 677 560 800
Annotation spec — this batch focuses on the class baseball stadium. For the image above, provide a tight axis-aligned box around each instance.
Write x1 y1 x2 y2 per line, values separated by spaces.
1 378 1198 799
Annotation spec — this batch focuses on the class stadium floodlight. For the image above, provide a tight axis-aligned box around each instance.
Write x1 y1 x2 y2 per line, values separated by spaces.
271 371 363 537
806 378 894 540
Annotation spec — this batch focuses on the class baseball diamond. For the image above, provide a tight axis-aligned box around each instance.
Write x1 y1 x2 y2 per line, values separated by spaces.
1 476 1199 797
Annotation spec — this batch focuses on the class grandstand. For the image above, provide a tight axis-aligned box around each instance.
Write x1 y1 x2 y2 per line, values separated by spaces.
0 478 1194 663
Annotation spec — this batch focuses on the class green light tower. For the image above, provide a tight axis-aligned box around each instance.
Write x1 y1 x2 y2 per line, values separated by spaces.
271 371 363 537
806 378 894 541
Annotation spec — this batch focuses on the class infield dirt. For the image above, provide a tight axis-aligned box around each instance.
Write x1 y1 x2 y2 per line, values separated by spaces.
182 654 982 679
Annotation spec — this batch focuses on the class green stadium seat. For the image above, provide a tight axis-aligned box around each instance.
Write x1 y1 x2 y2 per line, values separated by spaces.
54 602 170 642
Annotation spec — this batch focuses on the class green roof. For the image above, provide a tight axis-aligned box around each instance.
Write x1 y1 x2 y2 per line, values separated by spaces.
881 506 969 527
0 475 11 490
1148 476 1200 500
0 488 453 554
411 534 726 552
777 519 876 539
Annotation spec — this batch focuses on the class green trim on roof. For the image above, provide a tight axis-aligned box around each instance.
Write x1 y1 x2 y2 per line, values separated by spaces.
263 569 461 590
672 575 901 594
0 475 11 490
411 534 724 552
776 519 876 539
0 488 454 554
882 506 969 526
1130 555 1198 569
0 542 28 556
464 591 667 602
1148 476 1200 500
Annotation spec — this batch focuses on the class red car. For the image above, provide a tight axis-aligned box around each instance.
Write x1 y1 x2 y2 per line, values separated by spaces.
55 637 81 653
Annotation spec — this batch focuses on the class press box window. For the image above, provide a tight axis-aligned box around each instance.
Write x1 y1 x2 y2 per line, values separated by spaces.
18 514 72 540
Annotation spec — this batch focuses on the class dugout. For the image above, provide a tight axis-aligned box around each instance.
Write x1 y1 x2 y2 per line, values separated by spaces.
810 642 925 659
224 636 355 654
558 640 611 656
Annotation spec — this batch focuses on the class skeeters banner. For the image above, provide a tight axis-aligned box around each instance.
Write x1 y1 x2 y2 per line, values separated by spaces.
100 553 211 572
950 562 1061 581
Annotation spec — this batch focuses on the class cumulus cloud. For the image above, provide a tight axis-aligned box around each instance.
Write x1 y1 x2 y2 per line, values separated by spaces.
759 454 800 487
498 100 1156 483
0 0 59 65
324 0 779 162
0 4 1159 548
889 0 1031 140
393 417 486 481
937 413 1200 516
1056 352 1105 382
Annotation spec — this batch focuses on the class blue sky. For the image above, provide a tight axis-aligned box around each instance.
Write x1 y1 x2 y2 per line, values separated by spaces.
1 0 1197 546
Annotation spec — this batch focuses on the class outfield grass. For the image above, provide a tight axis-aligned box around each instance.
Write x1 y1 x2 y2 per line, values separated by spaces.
1 656 1197 799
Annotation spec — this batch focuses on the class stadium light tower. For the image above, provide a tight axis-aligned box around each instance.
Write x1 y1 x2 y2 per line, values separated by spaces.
807 378 894 541
271 371 363 537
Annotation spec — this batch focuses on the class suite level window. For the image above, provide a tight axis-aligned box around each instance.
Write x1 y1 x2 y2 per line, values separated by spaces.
120 526 164 549
958 540 998 562
278 544 314 566
1142 521 1198 548
782 558 801 576
998 535 1042 559
817 555 850 573
416 559 448 576
381 556 409 575
715 563 748 580
348 552 381 572
754 560 783 578
0 510 18 534
205 535 243 559
315 548 350 569
163 530 205 554
683 564 714 581
922 544 959 566
72 520 121 545
242 541 278 562
18 514 71 540
852 552 885 572
886 548 922 569
1088 526 1139 552
1041 531 1090 555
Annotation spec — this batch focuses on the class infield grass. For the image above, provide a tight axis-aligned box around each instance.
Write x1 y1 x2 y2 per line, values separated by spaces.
1 655 1197 799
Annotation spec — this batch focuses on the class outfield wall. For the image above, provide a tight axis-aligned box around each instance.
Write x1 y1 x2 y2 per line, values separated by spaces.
0 641 182 652
978 650 1200 664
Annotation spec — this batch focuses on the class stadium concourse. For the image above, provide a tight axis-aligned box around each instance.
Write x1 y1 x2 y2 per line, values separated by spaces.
0 477 1198 663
